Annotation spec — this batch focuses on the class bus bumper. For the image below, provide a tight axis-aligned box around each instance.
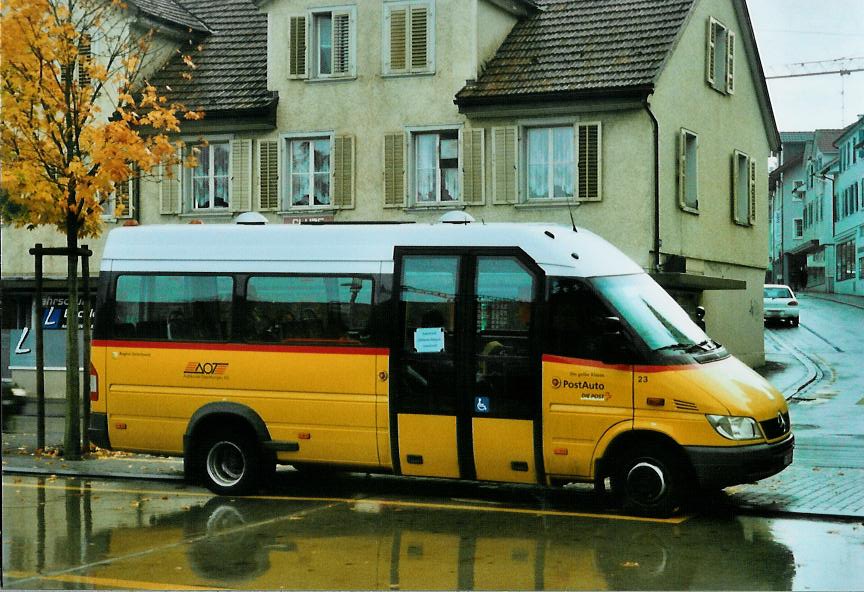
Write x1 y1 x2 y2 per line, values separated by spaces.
685 434 794 488
88 412 111 449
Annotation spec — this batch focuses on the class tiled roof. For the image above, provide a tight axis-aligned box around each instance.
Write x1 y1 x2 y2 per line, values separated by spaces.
129 0 210 33
779 131 814 144
814 129 843 154
456 0 696 104
147 0 274 115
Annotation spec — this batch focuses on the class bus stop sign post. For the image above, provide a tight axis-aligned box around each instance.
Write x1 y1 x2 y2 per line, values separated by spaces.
28 243 93 456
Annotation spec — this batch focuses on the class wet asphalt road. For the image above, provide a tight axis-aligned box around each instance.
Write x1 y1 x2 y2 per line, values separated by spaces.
3 472 864 591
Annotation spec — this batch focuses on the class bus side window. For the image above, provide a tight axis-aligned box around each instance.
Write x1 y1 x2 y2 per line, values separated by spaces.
245 275 373 344
548 278 615 361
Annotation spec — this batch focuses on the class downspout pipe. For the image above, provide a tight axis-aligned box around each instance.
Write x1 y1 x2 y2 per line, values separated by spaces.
642 97 661 273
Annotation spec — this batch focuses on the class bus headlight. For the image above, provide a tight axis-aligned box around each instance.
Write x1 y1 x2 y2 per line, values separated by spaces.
706 415 762 441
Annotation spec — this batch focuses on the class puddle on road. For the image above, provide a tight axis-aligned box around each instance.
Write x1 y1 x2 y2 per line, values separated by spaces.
3 475 864 590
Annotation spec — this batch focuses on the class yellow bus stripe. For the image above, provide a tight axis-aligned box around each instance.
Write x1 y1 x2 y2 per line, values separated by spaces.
3 478 690 524
26 573 223 590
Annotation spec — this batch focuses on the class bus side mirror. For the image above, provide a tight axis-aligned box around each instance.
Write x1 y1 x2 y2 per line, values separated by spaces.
600 317 632 362
601 316 623 335
695 306 706 330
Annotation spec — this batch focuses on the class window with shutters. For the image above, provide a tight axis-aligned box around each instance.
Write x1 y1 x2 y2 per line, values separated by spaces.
520 123 601 203
732 150 756 226
383 1 434 75
706 17 735 95
103 175 139 220
187 141 231 211
679 129 699 212
286 136 332 208
309 8 356 79
412 130 460 204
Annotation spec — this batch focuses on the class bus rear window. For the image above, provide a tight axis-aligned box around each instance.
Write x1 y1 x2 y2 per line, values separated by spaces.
113 275 233 341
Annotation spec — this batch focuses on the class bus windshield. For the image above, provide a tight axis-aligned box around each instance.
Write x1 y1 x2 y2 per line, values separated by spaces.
590 274 709 351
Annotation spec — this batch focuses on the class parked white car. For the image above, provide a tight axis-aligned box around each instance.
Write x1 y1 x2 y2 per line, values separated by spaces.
763 284 799 327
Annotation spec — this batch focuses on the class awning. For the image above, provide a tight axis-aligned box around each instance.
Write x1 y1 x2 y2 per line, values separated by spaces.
787 239 820 256
650 272 746 291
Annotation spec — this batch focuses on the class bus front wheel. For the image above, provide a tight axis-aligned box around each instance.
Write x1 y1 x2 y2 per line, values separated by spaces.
611 445 686 517
198 432 261 496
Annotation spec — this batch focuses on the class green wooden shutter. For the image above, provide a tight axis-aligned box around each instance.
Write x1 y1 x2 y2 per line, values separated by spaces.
289 16 307 78
726 30 736 94
159 154 181 215
577 123 601 201
410 5 429 71
492 127 517 204
706 18 717 86
258 140 279 211
748 159 757 225
384 132 406 208
333 12 351 75
732 151 741 223
333 135 355 209
462 129 485 205
678 130 687 209
231 139 253 213
387 6 408 73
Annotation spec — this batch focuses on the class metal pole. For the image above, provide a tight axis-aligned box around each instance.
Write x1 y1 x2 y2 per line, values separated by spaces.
81 245 91 453
33 244 45 451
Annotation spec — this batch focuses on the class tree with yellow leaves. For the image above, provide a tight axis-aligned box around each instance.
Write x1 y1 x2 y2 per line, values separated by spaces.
1 0 202 458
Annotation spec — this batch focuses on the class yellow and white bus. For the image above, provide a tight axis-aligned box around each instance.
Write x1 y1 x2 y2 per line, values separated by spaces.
89 217 793 516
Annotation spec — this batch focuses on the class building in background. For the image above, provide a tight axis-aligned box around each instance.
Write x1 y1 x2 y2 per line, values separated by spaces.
768 117 864 296
2 0 780 395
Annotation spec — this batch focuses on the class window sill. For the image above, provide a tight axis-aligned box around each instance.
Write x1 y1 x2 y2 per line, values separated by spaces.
305 75 357 84
179 211 234 219
278 207 339 215
381 71 436 79
680 205 700 215
514 200 596 209
404 203 465 212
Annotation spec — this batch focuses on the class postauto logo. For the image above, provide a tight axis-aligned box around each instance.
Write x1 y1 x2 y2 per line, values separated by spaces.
184 362 229 376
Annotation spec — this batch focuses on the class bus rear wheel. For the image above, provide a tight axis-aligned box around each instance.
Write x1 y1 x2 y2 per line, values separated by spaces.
611 445 686 517
199 432 261 496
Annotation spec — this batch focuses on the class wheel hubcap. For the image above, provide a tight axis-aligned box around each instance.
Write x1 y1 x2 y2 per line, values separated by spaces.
206 441 246 488
626 461 667 504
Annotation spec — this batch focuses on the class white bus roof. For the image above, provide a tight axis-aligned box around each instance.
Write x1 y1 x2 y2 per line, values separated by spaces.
100 222 644 277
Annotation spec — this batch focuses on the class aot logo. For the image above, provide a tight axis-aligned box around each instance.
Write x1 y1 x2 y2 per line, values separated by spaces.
551 378 562 389
184 362 229 376
553 378 606 390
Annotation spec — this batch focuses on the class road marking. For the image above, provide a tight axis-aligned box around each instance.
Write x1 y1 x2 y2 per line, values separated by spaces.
3 477 690 524
4 572 223 590
799 323 844 352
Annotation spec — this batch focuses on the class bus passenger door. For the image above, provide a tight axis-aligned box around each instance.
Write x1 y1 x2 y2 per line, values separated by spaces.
392 252 542 484
393 255 462 478
471 256 540 483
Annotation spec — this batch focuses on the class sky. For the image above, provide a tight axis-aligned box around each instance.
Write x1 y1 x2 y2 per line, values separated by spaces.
746 0 864 132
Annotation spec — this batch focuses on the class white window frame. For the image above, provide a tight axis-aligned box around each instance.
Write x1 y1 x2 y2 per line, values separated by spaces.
706 17 735 95
101 177 138 221
523 124 576 202
732 150 751 226
281 131 335 211
184 138 232 213
382 0 436 76
406 124 462 207
679 129 699 213
309 6 356 80
793 217 803 239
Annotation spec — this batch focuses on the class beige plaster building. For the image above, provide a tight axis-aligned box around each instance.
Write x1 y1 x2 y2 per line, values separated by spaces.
1 0 779 393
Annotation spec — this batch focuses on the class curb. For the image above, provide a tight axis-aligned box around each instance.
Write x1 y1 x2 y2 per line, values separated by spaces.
802 292 864 310
763 329 821 400
2 465 185 482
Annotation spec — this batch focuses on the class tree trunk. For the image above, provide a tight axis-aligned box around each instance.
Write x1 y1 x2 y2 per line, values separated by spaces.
64 218 81 460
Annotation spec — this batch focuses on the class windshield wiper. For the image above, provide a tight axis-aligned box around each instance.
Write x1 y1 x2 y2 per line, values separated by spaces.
686 339 716 353
654 343 691 352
